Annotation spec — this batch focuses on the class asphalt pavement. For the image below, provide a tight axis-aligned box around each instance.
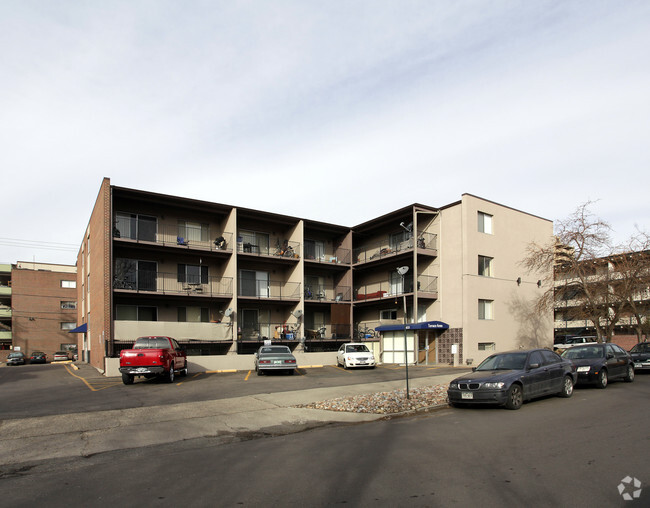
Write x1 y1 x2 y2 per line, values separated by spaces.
0 363 462 466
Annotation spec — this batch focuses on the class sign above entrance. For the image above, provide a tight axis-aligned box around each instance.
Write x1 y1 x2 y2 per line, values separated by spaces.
375 320 449 332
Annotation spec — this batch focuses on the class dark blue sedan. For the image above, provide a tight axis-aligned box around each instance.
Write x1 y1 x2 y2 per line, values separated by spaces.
561 343 634 388
447 349 577 410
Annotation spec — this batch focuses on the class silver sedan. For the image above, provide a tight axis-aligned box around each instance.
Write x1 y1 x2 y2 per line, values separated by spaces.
254 345 297 375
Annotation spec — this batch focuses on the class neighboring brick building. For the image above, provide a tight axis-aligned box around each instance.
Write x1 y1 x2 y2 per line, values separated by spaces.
10 262 78 359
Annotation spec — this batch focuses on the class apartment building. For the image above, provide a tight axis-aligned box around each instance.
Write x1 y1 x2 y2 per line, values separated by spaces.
9 262 78 359
77 179 553 375
0 264 12 353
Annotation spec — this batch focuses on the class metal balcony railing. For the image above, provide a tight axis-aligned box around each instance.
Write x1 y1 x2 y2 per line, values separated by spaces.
353 231 437 265
303 324 352 341
304 284 351 302
354 281 412 301
112 271 233 297
304 247 351 265
417 275 438 294
237 239 301 259
237 280 301 300
239 322 301 341
113 223 234 253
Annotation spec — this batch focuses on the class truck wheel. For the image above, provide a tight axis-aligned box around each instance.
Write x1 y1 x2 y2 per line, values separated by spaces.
167 366 175 383
122 373 134 385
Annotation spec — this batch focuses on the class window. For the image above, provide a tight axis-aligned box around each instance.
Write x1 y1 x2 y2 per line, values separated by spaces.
61 280 76 288
305 240 325 260
239 230 270 254
114 212 157 242
239 270 269 297
478 299 494 320
115 259 157 291
380 308 398 320
478 256 493 277
390 230 412 251
177 264 208 285
178 220 209 243
478 342 495 351
61 301 77 310
60 322 76 330
178 307 209 322
478 212 493 234
541 350 561 365
116 305 158 321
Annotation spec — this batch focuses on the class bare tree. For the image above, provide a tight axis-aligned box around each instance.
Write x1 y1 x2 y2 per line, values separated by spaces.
522 201 613 343
608 231 650 343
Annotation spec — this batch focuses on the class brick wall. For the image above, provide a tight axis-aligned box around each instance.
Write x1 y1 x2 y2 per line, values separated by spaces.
11 265 77 358
438 328 463 364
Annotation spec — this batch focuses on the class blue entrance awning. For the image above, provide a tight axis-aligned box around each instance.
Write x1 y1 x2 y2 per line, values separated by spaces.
68 323 87 333
375 320 449 332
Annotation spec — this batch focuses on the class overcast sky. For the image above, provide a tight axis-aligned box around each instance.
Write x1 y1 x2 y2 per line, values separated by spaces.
1 0 649 265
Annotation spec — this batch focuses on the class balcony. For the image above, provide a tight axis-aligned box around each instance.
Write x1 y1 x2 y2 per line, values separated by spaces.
0 306 12 318
237 280 301 300
0 330 11 341
304 247 351 265
113 272 233 297
237 240 301 260
304 324 352 341
114 223 234 253
417 275 438 298
354 282 410 302
0 284 11 296
239 322 302 341
304 284 352 302
354 231 437 264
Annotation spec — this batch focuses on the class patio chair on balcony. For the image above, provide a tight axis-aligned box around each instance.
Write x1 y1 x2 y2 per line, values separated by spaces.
177 236 188 246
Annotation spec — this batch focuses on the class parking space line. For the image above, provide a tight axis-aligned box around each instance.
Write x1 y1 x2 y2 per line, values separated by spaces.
245 370 252 381
63 365 122 391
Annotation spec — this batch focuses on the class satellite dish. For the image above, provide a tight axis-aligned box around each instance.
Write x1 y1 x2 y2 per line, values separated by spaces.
224 308 233 317
293 309 303 319
397 266 409 275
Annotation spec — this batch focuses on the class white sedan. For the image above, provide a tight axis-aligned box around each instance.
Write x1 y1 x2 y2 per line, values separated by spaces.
337 343 376 369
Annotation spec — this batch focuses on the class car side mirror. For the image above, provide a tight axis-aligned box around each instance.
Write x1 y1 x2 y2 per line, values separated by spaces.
606 352 614 359
529 363 540 369
471 367 477 372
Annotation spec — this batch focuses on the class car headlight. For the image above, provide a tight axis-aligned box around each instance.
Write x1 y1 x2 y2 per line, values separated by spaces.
577 366 591 373
449 382 458 389
483 382 505 389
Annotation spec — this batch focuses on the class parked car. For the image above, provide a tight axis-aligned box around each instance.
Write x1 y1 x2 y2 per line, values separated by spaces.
254 345 297 375
561 343 634 388
629 342 650 371
6 352 26 366
53 351 71 362
337 343 376 369
29 351 47 364
553 336 597 352
119 336 187 385
447 349 577 410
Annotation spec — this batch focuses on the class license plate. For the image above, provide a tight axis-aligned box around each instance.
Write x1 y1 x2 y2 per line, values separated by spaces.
358 362 367 365
136 367 149 373
461 392 474 400
635 363 645 368
273 360 282 364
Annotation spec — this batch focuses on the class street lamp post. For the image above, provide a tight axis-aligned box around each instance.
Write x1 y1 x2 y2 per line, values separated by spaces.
397 266 410 399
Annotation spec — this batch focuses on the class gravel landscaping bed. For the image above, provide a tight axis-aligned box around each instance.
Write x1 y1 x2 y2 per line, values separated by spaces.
295 383 450 414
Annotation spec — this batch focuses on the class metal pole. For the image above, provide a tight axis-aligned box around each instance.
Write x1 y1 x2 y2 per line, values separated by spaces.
403 274 410 399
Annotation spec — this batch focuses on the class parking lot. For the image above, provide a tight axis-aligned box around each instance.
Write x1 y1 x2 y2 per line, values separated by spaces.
0 361 468 420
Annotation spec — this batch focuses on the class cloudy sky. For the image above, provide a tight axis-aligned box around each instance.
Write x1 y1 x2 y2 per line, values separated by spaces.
1 0 649 265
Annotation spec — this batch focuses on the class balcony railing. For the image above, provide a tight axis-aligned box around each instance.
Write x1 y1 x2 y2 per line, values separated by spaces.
239 322 301 341
237 240 301 260
114 224 234 253
237 280 301 300
353 231 437 264
304 247 351 265
354 281 411 301
304 324 352 341
417 275 438 294
113 271 233 297
304 284 351 302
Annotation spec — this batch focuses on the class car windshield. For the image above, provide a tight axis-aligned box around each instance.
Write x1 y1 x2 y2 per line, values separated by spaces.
260 346 290 354
8 353 22 358
346 345 370 353
133 337 171 349
562 346 603 359
476 353 527 371
630 343 650 353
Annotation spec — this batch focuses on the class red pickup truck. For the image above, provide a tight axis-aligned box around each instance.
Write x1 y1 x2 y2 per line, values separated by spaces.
119 336 187 385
